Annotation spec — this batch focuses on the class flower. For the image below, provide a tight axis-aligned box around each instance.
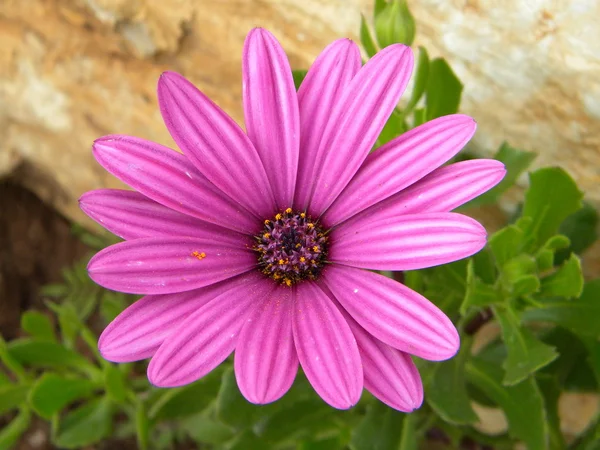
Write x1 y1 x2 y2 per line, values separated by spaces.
80 28 506 411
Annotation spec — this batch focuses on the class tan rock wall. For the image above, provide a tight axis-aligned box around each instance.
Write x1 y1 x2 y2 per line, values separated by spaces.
1 1 599 249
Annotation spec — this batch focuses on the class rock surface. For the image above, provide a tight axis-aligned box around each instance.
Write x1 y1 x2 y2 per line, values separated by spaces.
1 0 598 246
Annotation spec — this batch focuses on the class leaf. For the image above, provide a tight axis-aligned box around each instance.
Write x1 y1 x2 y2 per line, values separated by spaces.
489 225 525 269
522 167 584 252
21 311 56 342
99 291 128 324
536 235 571 271
426 336 478 425
149 367 223 421
292 70 308 91
465 143 536 207
374 0 387 16
460 260 502 315
0 408 30 450
556 202 599 264
523 279 600 338
413 107 427 127
374 0 416 47
417 259 468 315
466 358 547 450
227 430 269 450
359 15 377 58
29 374 96 419
135 401 150 450
403 47 429 115
104 364 128 403
425 58 463 120
7 339 90 372
350 401 405 450
539 254 584 298
495 306 558 385
376 109 406 147
0 384 29 416
182 414 234 445
537 375 566 450
54 398 113 448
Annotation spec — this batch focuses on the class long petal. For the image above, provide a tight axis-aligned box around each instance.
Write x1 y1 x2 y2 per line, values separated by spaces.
323 265 459 361
80 189 249 245
342 159 506 228
93 135 259 234
322 114 477 226
294 39 361 210
327 293 423 412
158 71 276 217
243 28 300 209
234 286 298 404
148 273 275 387
98 275 253 362
292 282 363 409
330 212 486 271
307 44 414 216
87 236 256 295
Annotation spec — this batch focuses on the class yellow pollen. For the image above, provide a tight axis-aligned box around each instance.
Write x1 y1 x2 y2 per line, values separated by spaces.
263 233 270 239
275 213 282 220
299 257 306 263
264 219 270 225
278 259 285 265
191 251 206 260
313 245 320 252
300 212 306 218
285 207 293 214
307 223 314 229
284 278 292 287
295 243 301 248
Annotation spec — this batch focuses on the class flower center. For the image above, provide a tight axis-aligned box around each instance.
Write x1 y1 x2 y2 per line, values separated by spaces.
254 208 328 286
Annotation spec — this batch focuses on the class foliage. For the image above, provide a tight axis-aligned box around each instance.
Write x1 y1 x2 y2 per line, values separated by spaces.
2 1 599 449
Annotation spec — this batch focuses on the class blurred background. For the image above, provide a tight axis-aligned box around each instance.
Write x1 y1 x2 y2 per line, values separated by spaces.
1 0 599 448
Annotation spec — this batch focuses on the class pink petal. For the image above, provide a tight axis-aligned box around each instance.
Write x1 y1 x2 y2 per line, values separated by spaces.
158 72 276 218
243 28 299 209
292 282 363 409
322 114 477 226
330 212 486 271
234 286 298 404
79 189 249 245
98 275 253 362
294 39 361 211
341 159 506 227
307 44 414 216
93 135 259 234
148 273 275 387
323 265 459 361
87 236 256 295
330 295 423 412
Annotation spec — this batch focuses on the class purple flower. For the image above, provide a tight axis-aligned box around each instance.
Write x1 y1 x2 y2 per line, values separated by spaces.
80 28 505 411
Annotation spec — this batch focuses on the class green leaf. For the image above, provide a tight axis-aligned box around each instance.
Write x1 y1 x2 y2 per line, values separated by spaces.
0 384 29 415
523 279 600 337
7 338 90 371
522 167 584 252
0 408 30 450
99 292 128 324
227 430 269 450
460 260 503 315
426 336 478 425
376 109 406 147
489 224 525 269
182 414 234 445
416 259 468 315
29 374 96 419
535 235 571 271
374 0 416 47
292 70 308 91
403 47 429 115
466 358 547 450
0 336 26 381
425 58 463 120
556 202 598 264
350 401 405 450
360 15 378 58
465 143 536 207
374 0 387 17
104 364 128 403
496 307 558 385
135 401 150 450
539 253 584 298
149 367 223 421
537 375 566 450
21 311 56 342
54 398 113 448
413 107 427 127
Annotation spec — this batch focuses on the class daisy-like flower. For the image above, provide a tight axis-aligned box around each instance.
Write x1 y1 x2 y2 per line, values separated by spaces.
81 28 505 411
